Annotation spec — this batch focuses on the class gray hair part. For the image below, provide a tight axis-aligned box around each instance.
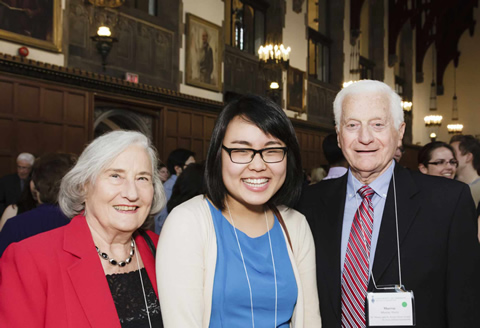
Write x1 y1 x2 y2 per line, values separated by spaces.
17 153 35 165
58 130 166 219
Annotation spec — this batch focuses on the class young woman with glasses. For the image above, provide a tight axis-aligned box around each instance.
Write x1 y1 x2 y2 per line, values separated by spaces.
418 141 458 179
156 95 321 327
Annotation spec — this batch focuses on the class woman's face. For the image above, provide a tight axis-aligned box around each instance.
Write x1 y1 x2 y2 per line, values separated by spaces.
419 147 457 179
159 167 169 183
84 145 154 234
221 116 287 210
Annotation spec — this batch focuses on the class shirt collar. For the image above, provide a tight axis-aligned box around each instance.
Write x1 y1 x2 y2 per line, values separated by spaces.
346 160 395 200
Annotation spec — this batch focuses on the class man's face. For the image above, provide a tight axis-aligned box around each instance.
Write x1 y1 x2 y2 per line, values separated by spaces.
337 93 405 184
17 160 32 179
450 141 468 173
202 32 208 43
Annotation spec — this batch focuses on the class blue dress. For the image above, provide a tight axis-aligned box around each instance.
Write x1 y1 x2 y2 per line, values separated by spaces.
207 200 297 328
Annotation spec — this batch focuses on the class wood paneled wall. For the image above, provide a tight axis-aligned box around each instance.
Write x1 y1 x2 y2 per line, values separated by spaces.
0 75 90 176
162 107 217 164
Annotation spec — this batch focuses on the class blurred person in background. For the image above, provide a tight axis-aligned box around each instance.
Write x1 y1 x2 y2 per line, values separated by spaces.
309 167 327 185
0 152 35 216
322 133 348 180
0 176 38 231
417 141 457 179
167 162 205 213
154 148 195 233
0 153 76 256
158 163 170 184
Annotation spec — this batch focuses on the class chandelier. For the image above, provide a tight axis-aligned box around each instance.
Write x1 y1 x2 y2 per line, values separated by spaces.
424 115 442 127
447 124 464 134
447 65 463 134
258 44 291 70
424 45 442 127
401 100 412 111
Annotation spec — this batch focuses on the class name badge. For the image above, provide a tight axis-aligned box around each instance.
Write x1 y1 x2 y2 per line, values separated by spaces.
366 290 415 326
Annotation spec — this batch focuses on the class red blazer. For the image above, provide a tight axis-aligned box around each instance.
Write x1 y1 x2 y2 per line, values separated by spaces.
0 215 159 327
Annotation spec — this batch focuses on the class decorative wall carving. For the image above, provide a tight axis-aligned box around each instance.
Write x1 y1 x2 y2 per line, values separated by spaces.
307 80 337 126
68 0 177 90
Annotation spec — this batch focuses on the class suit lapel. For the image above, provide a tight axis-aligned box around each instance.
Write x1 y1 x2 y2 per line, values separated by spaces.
371 165 420 286
64 216 120 328
319 175 348 321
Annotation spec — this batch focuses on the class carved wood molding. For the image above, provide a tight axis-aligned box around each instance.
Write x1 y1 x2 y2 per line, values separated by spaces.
0 53 222 113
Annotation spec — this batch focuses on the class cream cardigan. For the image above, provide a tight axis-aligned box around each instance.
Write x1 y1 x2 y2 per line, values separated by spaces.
156 195 322 327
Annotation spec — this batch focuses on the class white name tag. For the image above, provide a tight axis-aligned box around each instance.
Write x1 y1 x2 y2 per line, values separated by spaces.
366 291 415 326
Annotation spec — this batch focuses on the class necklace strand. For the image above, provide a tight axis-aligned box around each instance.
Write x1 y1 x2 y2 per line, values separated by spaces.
225 202 278 328
95 238 135 267
135 240 153 328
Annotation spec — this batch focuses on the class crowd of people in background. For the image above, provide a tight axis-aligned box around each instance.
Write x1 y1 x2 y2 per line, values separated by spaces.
0 81 479 327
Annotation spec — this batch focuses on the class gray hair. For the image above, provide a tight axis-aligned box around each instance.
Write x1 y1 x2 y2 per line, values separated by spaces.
59 130 166 219
17 152 35 166
333 80 404 129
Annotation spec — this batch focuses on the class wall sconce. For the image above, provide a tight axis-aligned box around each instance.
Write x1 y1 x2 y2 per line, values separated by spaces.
91 25 118 71
429 132 437 142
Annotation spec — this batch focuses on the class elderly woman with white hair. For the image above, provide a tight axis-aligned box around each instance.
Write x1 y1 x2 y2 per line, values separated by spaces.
0 131 166 328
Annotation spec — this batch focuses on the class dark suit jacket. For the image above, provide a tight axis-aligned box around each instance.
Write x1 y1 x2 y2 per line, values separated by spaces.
0 173 21 216
0 215 159 327
296 164 480 327
0 204 69 256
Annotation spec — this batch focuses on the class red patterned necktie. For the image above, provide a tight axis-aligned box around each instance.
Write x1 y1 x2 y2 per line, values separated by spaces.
341 185 375 328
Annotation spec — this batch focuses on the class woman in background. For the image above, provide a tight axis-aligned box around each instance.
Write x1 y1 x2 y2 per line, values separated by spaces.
418 141 457 179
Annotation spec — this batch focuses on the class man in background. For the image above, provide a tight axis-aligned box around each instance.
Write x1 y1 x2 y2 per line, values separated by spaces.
450 134 480 208
155 148 195 233
0 152 35 216
322 133 348 180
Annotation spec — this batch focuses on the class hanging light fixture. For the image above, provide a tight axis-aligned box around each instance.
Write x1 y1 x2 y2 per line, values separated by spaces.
343 37 360 88
447 65 464 134
429 46 437 111
424 44 442 127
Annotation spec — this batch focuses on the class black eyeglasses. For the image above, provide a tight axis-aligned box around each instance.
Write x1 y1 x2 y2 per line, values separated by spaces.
222 145 287 164
427 159 458 167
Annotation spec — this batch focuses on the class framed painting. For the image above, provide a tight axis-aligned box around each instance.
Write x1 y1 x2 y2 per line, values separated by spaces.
185 13 222 92
287 66 305 112
0 0 62 52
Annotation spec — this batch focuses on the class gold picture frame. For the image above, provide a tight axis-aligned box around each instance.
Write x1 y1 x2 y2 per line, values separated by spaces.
185 14 222 92
287 66 305 112
0 0 62 52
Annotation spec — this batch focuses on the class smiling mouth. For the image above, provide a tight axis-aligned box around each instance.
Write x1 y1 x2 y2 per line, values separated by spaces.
113 205 138 211
242 178 269 187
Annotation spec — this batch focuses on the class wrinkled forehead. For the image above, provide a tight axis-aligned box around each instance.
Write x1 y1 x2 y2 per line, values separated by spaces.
341 92 392 122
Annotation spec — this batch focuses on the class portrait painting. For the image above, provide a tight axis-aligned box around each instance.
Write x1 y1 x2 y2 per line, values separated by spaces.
287 67 305 112
185 14 222 92
0 0 62 52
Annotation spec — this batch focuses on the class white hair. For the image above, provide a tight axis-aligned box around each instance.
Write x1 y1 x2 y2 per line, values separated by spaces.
333 80 404 129
59 130 166 219
17 152 35 166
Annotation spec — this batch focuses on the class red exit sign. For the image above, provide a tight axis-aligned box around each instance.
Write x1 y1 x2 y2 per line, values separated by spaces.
125 72 139 83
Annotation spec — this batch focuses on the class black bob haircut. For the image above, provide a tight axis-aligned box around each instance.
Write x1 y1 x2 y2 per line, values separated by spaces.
205 94 303 210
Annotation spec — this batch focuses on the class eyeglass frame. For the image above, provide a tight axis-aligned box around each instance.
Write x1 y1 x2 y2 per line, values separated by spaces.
222 145 288 164
426 159 459 167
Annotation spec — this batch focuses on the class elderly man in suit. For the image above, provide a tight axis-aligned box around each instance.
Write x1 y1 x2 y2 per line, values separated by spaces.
0 152 35 216
297 80 480 327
